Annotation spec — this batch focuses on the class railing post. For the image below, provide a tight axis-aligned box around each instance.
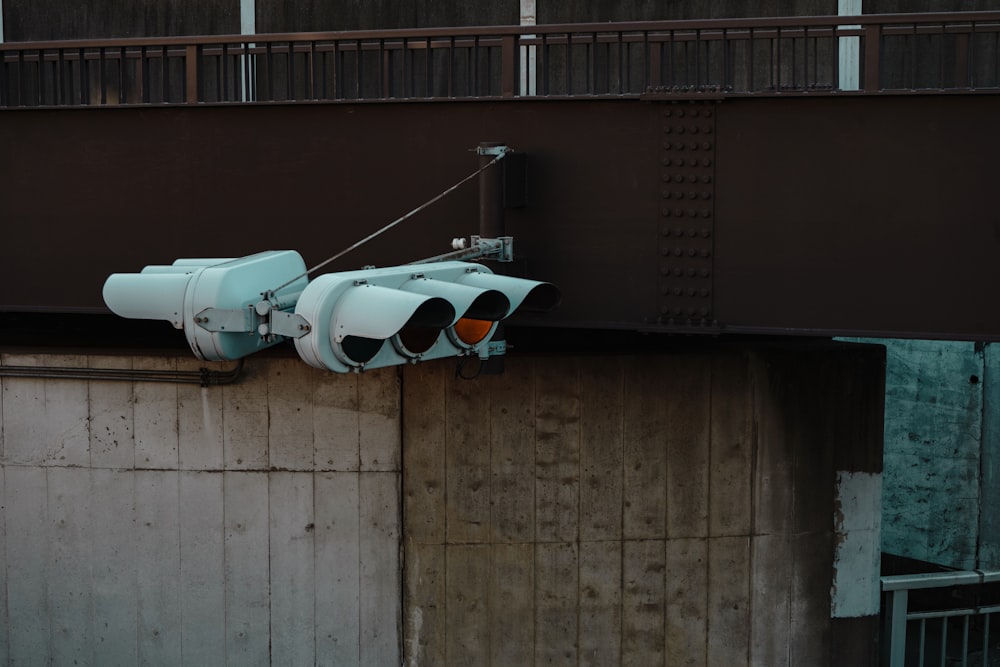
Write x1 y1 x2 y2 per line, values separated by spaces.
501 34 516 97
883 588 909 667
185 44 198 103
863 25 880 92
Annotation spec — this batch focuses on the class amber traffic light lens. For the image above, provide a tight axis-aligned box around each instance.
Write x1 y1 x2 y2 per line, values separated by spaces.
453 318 493 345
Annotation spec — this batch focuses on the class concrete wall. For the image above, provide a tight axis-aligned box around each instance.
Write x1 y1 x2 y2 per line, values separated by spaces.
0 342 885 665
401 343 885 666
865 339 1000 571
0 352 401 666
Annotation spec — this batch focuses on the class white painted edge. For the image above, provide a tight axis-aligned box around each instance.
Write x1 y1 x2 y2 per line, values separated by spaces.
832 470 882 618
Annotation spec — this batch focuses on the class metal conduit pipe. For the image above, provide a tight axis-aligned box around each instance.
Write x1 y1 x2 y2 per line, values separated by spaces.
0 358 245 386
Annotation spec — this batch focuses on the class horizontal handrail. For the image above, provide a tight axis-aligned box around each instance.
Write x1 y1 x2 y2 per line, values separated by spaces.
3 11 999 52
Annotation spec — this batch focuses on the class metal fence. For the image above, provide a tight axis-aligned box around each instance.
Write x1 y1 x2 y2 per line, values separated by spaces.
1 11 999 108
883 570 1000 667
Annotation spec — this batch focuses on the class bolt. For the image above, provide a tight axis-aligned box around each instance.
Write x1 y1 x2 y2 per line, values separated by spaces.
663 126 672 134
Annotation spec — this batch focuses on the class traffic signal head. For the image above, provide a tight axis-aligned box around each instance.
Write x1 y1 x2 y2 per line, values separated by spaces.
293 261 559 372
103 253 559 372
102 250 309 361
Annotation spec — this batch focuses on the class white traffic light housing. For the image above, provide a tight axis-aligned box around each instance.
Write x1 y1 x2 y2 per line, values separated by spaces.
293 261 559 372
103 252 559 372
103 251 309 361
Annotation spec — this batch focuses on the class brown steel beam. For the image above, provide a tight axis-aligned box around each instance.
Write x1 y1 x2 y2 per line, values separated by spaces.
2 94 999 342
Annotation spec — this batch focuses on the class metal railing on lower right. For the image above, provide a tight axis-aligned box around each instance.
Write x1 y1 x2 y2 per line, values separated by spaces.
883 570 1000 667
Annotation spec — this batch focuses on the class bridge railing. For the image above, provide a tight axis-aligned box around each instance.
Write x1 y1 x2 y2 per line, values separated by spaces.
882 570 1000 667
1 11 999 108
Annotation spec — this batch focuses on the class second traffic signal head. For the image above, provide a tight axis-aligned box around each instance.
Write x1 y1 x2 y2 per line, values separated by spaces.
293 261 559 373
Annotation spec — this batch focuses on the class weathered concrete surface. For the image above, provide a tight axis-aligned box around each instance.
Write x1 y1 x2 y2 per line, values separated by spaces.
871 339 984 570
0 352 401 666
402 342 885 666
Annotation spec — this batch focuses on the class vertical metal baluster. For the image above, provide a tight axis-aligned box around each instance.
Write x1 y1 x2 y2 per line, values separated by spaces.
961 615 969 667
35 49 42 106
118 48 126 104
447 37 454 97
425 37 432 97
287 41 295 100
588 32 595 94
748 28 755 92
78 48 87 105
941 617 949 667
565 32 572 94
221 44 229 101
265 42 273 100
918 618 926 666
309 41 316 99
984 612 991 667
378 38 385 99
355 41 362 99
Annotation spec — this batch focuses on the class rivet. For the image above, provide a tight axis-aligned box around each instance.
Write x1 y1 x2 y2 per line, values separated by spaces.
676 126 685 134
663 141 672 150
660 264 671 275
702 142 712 150
704 109 713 118
677 109 685 118
676 158 685 167
688 175 698 183
664 126 672 134
690 109 699 118
675 209 685 218
662 157 672 166
702 210 712 218
663 227 672 236
662 174 671 182
676 192 685 200
688 191 697 200
662 190 672 199
660 304 670 312
689 142 699 150
701 229 711 238
662 247 672 256
688 288 697 296
700 307 709 316
704 125 713 134
687 268 696 277
674 174 685 183
688 228 697 237
702 158 712 167
664 109 672 117
687 248 697 257
674 268 683 277
688 209 697 217
702 175 712 183
702 192 712 200
701 269 711 278
673 307 683 315
701 289 710 297
673 287 683 296
676 143 685 151
674 228 683 237
701 249 711 258
674 248 683 257
662 208 672 217
688 307 697 316
690 126 699 134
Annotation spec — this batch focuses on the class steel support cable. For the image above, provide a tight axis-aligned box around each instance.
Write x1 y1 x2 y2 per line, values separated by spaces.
267 150 506 296
0 359 245 386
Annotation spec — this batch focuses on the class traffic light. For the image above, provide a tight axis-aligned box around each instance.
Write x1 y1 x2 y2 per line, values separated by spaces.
293 260 558 372
102 252 559 372
102 250 309 361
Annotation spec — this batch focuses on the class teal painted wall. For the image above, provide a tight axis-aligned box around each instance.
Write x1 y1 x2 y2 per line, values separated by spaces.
853 339 1000 571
